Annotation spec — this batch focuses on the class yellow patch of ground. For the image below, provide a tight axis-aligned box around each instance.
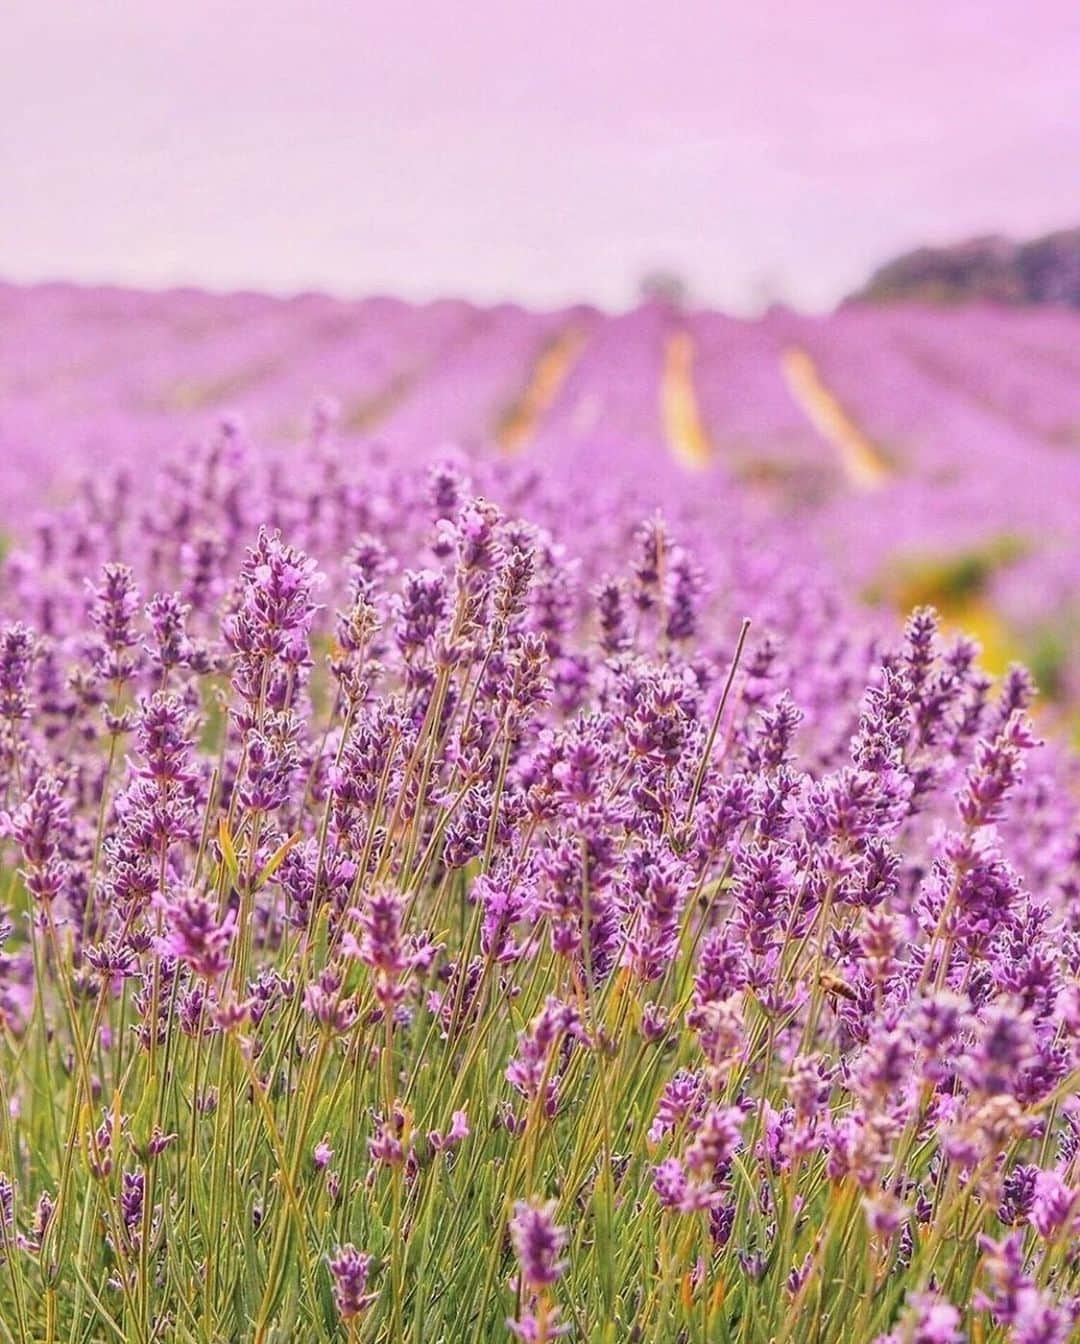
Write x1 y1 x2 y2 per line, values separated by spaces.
498 327 587 451
344 374 412 432
159 362 279 411
942 600 1018 679
661 331 713 470
781 347 890 490
873 547 1024 682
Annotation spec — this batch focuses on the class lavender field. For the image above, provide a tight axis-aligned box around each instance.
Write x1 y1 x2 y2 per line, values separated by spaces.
0 282 1078 1342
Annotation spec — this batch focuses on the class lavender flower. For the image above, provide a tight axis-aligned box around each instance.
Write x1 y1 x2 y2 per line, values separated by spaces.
343 886 414 1008
327 1245 376 1320
0 623 36 722
508 1199 567 1289
156 890 235 979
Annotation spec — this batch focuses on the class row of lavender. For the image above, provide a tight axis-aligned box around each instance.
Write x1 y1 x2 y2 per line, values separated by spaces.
0 288 1077 1340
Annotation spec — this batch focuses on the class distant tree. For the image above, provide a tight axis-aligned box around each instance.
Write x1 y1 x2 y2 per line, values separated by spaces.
639 269 690 308
849 227 1080 307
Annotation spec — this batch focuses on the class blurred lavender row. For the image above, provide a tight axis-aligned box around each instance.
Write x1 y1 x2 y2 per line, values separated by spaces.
2 283 1077 702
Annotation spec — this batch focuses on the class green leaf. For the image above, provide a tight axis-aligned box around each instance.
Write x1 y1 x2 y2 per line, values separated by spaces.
255 832 301 892
218 815 240 886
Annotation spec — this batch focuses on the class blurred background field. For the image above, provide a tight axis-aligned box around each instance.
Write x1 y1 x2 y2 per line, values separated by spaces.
2 280 1078 710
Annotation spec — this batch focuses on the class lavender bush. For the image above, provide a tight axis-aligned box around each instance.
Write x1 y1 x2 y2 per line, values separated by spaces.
0 407 1077 1344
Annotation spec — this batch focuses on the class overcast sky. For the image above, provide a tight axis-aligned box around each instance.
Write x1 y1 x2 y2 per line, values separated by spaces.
2 0 1078 313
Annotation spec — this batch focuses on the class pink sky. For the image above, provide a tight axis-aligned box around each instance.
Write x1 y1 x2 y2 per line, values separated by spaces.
2 1 1078 312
